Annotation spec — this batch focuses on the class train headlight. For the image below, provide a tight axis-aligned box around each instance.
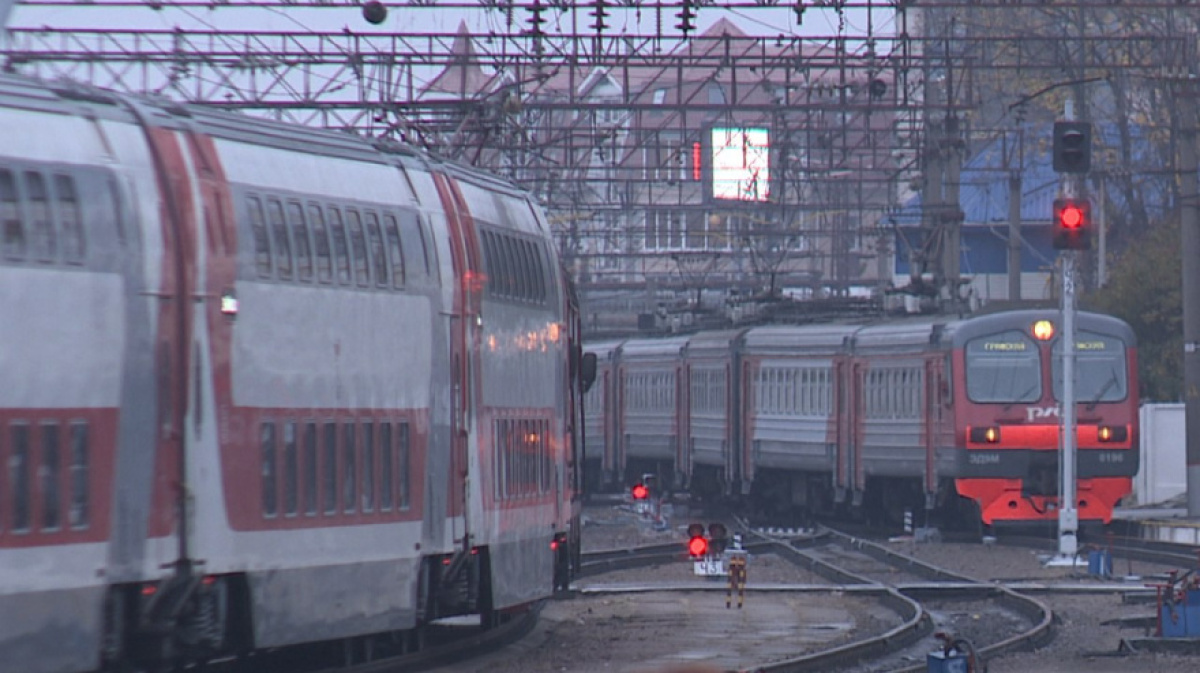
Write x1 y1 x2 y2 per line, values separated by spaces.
1097 426 1128 442
969 426 1001 443
1032 320 1054 341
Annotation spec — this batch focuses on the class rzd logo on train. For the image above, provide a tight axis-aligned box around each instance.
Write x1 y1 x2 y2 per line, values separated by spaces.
1025 406 1060 422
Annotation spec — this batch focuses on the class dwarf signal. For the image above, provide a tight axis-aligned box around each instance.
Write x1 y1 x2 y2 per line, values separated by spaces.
631 483 649 500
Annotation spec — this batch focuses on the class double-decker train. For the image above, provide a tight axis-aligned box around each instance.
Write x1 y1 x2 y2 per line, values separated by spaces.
0 73 592 673
585 309 1138 530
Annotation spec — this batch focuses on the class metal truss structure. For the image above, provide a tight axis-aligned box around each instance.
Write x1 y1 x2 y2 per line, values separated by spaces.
2 1 1198 331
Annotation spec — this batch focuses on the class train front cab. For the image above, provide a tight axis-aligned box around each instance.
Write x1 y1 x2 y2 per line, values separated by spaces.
949 311 1138 528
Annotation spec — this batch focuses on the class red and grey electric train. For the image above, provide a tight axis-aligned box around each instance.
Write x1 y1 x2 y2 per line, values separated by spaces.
585 309 1138 529
0 73 591 673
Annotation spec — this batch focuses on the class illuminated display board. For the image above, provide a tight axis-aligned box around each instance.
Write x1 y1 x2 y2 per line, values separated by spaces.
709 127 770 202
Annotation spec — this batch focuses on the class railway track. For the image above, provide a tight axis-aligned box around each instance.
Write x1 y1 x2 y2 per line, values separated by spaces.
572 524 1054 673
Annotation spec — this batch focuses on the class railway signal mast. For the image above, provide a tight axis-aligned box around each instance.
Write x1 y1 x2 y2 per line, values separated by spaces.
1049 116 1092 563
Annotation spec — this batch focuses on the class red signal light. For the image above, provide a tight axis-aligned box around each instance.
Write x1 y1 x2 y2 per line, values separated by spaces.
1059 204 1084 229
688 536 709 557
631 483 649 500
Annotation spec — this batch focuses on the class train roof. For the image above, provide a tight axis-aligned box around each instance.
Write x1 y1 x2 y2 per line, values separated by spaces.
741 323 858 352
617 335 690 360
0 72 537 201
941 309 1136 347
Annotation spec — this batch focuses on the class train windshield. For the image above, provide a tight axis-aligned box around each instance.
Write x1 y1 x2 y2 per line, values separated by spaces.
1052 331 1128 404
964 330 1041 403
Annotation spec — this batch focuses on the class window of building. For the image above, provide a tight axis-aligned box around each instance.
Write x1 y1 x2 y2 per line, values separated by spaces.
55 176 84 264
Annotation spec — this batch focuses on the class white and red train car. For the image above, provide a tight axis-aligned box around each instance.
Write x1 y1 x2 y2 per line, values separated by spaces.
0 73 590 673
587 309 1138 530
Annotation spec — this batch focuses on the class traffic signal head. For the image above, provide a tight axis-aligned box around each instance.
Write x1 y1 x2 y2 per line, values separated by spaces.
687 534 708 558
708 523 728 554
1052 198 1092 250
631 483 648 500
1052 121 1092 174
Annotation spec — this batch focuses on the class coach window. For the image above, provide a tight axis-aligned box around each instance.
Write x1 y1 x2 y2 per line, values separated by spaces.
346 209 369 287
480 231 498 293
55 176 84 265
10 423 31 533
267 199 292 280
327 207 351 285
41 422 61 531
248 196 272 278
0 169 24 260
383 214 405 288
260 422 278 517
361 421 376 513
322 422 337 515
287 202 312 282
380 422 394 511
364 212 388 289
520 240 538 302
303 422 317 516
398 421 411 509
26 172 55 263
68 421 89 529
965 330 1040 404
342 423 357 513
416 217 433 277
308 204 332 284
283 421 298 517
532 244 547 302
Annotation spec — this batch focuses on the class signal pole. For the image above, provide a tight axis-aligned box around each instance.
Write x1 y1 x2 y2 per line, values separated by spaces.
1058 250 1079 558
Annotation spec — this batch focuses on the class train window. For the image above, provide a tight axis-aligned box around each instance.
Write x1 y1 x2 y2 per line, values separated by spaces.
1052 331 1128 404
397 421 411 509
361 422 375 513
364 212 388 289
26 172 55 263
303 422 317 516
1 169 25 260
531 243 547 302
260 422 277 517
308 204 332 284
346 208 369 287
965 330 1041 404
327 207 351 285
322 422 337 515
247 196 272 278
512 237 530 300
267 199 292 280
68 421 88 530
283 421 298 517
398 214 428 283
383 214 405 288
520 240 538 302
342 423 357 513
415 217 433 277
287 202 312 282
380 422 394 511
41 422 61 531
55 176 84 265
10 423 31 533
480 230 498 294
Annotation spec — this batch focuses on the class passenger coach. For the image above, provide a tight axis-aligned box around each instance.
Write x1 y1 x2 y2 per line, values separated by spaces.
587 309 1138 530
